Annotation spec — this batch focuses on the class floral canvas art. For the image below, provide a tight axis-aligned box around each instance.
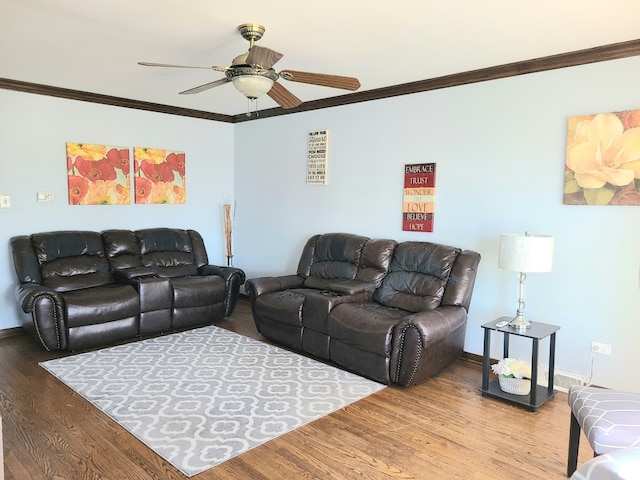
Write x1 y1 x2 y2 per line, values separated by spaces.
564 109 640 205
67 142 131 205
134 147 186 204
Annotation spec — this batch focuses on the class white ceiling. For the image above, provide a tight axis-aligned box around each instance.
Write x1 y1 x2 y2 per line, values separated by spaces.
2 0 640 116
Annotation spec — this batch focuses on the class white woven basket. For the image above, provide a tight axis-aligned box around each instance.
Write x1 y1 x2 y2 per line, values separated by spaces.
498 376 531 395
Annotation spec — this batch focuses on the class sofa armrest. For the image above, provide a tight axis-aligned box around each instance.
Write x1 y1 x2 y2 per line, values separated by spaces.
304 278 377 295
113 267 158 281
113 269 173 313
391 305 468 386
15 283 66 351
245 275 305 300
199 265 246 284
199 265 246 316
397 306 467 346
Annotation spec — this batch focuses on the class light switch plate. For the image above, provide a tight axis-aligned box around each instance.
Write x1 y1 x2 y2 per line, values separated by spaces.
0 194 10 208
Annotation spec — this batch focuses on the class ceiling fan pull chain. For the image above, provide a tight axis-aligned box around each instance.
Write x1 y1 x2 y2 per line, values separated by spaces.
245 98 262 117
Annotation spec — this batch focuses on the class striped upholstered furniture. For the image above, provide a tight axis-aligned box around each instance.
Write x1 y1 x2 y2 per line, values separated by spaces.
568 385 640 477
570 448 640 480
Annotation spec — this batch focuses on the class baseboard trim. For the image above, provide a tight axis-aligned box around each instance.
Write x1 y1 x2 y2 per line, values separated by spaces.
0 327 24 339
461 351 483 365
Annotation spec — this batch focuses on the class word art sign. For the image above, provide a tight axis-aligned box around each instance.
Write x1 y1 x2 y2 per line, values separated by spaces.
307 130 329 185
403 163 436 232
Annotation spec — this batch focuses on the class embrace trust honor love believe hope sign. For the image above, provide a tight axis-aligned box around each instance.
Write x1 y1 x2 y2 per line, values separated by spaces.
403 163 436 232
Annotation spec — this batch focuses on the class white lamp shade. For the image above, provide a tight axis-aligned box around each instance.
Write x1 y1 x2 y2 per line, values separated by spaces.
499 233 554 273
231 75 274 99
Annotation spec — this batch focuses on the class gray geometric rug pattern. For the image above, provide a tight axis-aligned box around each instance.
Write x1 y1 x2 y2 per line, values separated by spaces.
40 325 385 477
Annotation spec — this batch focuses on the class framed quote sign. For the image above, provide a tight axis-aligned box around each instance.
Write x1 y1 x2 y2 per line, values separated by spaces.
403 163 436 232
306 130 329 185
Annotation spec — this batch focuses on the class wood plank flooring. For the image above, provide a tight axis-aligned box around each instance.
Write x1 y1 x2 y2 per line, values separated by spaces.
0 299 592 479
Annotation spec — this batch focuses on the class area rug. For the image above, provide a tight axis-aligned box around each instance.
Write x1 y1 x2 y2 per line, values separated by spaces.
40 325 384 477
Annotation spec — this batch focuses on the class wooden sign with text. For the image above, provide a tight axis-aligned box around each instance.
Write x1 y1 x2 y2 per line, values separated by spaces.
306 130 329 185
403 163 435 232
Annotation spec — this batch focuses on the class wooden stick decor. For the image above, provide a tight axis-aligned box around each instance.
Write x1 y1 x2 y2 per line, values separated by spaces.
223 203 233 266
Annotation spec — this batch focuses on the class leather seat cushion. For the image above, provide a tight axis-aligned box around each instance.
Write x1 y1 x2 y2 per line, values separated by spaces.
328 302 407 356
63 284 139 328
254 290 306 327
171 276 225 308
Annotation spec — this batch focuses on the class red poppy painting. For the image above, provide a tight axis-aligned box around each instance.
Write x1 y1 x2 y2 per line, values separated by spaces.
133 147 186 204
67 142 131 205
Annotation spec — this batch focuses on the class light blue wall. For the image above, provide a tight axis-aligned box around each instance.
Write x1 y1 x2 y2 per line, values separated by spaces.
1 56 639 391
0 89 234 333
234 57 640 391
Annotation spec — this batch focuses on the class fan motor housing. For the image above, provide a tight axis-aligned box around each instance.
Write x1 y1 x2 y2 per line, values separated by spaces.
225 66 278 82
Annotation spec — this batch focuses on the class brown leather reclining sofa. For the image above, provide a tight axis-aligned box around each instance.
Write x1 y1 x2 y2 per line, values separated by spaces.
246 233 481 387
10 228 245 351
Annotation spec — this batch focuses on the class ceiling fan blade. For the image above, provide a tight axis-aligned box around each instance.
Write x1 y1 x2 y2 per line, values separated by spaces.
246 46 283 69
267 82 302 109
179 78 230 95
279 70 360 91
138 62 228 72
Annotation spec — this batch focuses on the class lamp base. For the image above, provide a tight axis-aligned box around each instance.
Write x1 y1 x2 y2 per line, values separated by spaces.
509 313 531 330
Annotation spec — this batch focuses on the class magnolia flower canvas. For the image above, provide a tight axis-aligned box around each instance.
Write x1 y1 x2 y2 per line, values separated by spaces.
67 142 131 205
134 147 186 204
564 109 640 205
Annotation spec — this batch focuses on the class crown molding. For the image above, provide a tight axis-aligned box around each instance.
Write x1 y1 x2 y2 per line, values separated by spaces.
233 38 640 122
2 38 639 124
0 78 234 123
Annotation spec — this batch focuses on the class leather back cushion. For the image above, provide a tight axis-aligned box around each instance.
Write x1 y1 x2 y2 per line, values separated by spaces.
374 241 460 312
136 228 198 277
31 231 114 292
11 235 42 284
356 238 398 286
102 229 141 270
302 233 368 286
186 229 209 269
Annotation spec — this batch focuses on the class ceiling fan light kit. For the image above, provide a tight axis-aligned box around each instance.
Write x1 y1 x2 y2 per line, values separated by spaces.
227 67 276 100
138 23 360 111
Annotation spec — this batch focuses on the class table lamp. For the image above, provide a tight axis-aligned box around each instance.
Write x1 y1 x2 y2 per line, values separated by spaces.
499 232 554 329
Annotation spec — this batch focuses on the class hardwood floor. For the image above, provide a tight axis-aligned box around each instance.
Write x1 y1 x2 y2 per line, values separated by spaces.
0 299 592 479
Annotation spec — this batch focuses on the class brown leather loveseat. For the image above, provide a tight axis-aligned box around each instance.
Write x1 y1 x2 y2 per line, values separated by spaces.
10 228 245 351
246 233 481 387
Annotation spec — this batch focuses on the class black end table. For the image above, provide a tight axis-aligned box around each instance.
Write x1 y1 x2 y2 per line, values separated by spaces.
480 317 560 412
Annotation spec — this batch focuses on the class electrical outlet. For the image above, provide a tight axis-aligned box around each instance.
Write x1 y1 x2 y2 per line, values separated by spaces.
591 341 611 355
37 192 54 203
0 194 10 208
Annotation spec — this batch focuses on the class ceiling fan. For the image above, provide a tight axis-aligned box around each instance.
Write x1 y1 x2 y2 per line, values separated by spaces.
138 23 361 111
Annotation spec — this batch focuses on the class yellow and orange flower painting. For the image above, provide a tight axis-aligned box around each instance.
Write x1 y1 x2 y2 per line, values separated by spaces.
134 147 186 204
564 109 640 205
67 143 131 205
